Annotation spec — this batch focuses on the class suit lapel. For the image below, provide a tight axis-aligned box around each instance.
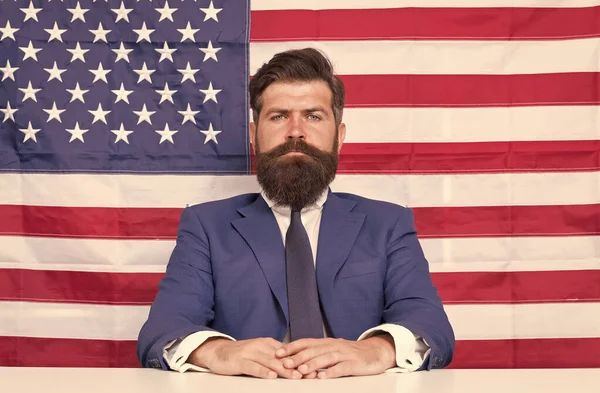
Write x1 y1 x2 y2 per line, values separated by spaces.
231 195 289 323
315 192 366 336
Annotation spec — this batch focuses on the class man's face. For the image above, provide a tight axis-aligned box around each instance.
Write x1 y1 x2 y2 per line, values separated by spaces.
250 80 345 155
250 81 347 209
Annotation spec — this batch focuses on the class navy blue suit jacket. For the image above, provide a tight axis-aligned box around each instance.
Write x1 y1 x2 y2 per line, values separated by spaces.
137 191 455 370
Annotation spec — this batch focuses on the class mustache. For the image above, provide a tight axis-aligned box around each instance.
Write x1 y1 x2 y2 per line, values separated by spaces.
260 139 327 159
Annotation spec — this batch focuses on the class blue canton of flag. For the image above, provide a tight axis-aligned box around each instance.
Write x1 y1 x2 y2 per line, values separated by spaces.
0 0 250 173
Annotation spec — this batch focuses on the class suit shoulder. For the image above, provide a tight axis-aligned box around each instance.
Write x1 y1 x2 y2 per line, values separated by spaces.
333 192 410 217
185 193 259 215
332 192 417 233
334 192 408 210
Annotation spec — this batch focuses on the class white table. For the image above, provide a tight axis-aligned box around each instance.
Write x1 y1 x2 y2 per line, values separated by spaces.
1 368 598 393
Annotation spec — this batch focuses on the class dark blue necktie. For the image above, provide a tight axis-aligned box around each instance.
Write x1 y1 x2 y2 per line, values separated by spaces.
285 210 324 341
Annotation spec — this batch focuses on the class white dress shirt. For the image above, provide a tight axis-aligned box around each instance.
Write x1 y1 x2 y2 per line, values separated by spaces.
164 190 430 372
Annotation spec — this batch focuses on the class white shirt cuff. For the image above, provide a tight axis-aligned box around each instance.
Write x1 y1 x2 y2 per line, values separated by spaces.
163 331 235 373
358 323 431 373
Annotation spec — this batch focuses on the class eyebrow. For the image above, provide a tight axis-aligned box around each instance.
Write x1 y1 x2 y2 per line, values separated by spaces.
265 107 329 116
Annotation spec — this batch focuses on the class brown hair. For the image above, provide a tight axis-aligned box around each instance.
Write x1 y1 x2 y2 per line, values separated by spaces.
249 48 345 127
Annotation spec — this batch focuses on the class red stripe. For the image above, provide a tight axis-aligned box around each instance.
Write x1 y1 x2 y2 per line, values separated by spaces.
2 336 599 368
338 73 600 107
0 205 179 240
433 270 600 305
2 269 598 305
251 8 600 41
450 338 600 368
338 141 600 174
0 336 139 367
412 204 600 238
1 204 598 239
0 269 161 305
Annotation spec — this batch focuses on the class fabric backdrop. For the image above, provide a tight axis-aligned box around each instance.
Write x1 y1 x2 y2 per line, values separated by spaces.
0 0 599 368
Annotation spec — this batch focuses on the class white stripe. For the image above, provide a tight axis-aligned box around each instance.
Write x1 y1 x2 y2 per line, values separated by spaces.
446 303 600 340
2 236 599 273
422 236 600 272
251 39 600 75
2 301 598 340
0 237 170 273
0 302 148 341
1 172 598 208
252 0 600 10
332 173 600 207
0 173 258 208
341 106 600 143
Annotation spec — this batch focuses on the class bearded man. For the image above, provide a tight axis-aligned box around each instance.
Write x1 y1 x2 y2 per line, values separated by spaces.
137 48 455 379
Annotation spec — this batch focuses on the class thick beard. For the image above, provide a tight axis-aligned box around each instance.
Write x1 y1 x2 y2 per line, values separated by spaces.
256 138 338 210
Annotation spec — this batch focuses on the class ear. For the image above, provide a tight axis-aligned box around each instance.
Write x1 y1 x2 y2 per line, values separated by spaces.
249 121 257 155
336 122 346 154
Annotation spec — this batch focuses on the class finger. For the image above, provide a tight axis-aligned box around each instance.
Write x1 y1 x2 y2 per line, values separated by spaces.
286 344 334 370
318 361 353 379
240 360 278 379
276 338 321 358
258 337 284 350
297 351 343 375
303 371 318 379
254 353 302 380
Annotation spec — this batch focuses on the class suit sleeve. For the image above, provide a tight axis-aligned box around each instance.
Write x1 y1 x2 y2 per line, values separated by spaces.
163 331 234 372
382 207 455 370
137 206 220 369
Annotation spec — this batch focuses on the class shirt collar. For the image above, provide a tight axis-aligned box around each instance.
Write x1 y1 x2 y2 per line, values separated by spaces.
261 188 329 213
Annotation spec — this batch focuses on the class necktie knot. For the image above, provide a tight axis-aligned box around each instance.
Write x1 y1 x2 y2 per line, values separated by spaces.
290 209 301 221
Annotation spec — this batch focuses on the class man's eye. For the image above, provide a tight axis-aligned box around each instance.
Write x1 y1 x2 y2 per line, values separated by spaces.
271 114 285 120
308 114 321 120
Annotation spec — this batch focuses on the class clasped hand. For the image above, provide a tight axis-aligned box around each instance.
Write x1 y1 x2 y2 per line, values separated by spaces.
190 335 396 379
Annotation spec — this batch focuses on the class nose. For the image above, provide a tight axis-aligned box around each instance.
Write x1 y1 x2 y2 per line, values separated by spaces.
285 114 306 141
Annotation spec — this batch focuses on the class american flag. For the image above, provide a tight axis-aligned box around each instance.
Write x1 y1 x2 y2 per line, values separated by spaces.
1 0 599 368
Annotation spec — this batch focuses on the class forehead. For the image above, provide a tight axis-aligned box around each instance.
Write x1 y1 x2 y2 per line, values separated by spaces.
260 80 333 111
